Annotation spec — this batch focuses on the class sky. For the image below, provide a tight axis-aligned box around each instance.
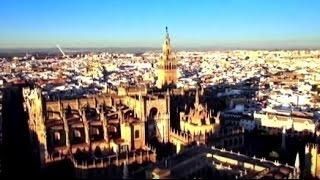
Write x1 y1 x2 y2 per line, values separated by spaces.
0 0 320 49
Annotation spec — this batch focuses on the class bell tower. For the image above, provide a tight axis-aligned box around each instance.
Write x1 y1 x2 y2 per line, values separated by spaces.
156 27 178 89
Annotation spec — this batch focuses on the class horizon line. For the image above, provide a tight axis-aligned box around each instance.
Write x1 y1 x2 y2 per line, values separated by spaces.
1 46 320 51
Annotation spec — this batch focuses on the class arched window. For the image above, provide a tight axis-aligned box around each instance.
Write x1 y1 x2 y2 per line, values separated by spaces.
65 105 72 118
135 130 140 139
74 130 81 138
91 127 100 135
94 146 102 158
54 132 61 141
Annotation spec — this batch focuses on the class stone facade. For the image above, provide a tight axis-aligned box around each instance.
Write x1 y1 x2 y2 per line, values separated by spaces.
22 87 166 169
254 111 316 133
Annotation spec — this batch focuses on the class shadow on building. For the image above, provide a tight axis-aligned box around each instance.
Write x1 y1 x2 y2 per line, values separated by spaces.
2 85 41 178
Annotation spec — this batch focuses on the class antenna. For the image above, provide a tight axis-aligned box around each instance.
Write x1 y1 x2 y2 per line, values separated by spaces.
56 44 66 57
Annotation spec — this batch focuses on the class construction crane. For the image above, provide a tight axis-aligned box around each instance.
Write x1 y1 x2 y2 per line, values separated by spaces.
56 44 66 58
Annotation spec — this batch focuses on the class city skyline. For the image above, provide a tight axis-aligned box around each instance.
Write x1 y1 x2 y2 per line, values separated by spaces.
1 0 320 49
1 4 320 178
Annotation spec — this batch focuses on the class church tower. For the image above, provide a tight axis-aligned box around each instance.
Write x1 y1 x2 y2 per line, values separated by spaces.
156 27 178 89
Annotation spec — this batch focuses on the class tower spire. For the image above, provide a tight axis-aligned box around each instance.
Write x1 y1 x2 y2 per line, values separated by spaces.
164 26 170 47
281 127 286 150
295 152 300 169
195 87 199 107
294 152 300 178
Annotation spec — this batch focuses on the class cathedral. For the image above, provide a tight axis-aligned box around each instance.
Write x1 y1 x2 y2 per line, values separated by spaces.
8 27 241 179
22 86 172 171
17 28 182 176
156 27 178 89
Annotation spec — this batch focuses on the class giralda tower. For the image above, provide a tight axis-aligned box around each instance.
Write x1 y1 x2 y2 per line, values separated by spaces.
156 27 178 89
